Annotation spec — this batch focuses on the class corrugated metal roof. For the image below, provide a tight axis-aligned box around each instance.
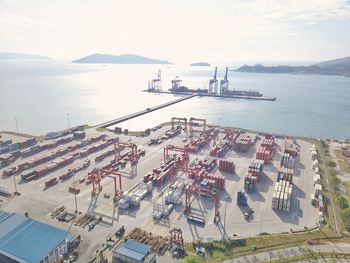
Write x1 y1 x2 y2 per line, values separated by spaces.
124 240 150 256
117 247 145 261
0 211 71 263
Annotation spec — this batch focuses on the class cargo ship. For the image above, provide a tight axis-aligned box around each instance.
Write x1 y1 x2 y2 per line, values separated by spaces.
167 85 263 97
145 68 276 101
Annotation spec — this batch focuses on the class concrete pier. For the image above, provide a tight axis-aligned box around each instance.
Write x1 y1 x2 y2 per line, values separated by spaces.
96 94 197 128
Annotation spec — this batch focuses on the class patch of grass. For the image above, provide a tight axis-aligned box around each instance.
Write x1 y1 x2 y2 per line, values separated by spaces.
185 230 337 262
327 160 337 168
96 127 108 132
335 193 349 209
341 209 350 231
269 251 350 263
339 160 350 174
334 149 350 174
344 182 350 200
183 255 203 263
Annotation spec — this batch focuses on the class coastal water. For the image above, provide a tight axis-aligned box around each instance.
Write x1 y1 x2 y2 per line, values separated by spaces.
0 60 349 139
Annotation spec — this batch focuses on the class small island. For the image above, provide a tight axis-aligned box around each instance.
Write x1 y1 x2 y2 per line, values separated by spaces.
190 62 211 67
73 53 172 64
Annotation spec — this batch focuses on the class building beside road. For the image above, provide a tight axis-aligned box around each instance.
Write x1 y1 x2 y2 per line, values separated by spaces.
0 211 71 263
112 240 156 263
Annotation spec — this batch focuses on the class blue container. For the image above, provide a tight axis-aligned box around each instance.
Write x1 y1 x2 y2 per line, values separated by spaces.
0 146 9 154
8 143 19 152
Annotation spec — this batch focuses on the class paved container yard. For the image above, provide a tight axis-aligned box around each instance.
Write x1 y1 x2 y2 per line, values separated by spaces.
0 122 319 262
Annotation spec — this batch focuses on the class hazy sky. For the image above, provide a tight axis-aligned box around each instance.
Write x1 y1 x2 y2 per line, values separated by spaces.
0 0 349 64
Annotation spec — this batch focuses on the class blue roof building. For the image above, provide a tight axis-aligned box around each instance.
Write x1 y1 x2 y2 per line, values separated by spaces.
0 211 72 263
112 240 156 263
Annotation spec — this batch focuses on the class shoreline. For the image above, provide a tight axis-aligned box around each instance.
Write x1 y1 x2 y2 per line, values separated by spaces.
2 121 349 142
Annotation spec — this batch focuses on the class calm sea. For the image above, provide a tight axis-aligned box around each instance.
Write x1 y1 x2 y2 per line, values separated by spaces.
0 59 349 139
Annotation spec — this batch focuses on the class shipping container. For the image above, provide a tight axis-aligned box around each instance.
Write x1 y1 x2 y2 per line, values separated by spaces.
45 177 58 188
21 170 38 181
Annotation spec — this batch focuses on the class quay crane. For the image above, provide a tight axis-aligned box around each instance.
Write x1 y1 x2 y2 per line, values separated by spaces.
148 69 162 92
171 76 182 92
208 67 218 94
220 67 229 94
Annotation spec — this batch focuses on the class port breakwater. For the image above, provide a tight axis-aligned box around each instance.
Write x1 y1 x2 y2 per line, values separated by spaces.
96 94 197 128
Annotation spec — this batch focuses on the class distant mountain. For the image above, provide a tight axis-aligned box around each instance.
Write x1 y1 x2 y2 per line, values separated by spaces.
236 56 350 77
0 52 51 60
316 56 350 68
190 62 211 67
73 53 173 64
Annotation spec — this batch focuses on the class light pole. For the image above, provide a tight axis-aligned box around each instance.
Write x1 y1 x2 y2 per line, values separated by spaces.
74 193 78 214
14 117 19 136
222 195 229 241
13 174 19 195
67 113 71 131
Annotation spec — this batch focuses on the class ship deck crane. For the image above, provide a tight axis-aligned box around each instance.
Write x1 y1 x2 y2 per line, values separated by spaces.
220 67 229 94
208 67 218 94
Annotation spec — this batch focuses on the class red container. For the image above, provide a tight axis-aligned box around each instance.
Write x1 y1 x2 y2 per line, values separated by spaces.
69 187 80 194
36 166 49 177
45 177 58 187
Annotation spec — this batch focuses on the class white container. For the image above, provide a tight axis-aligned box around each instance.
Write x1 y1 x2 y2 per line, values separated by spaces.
118 198 129 209
0 185 10 196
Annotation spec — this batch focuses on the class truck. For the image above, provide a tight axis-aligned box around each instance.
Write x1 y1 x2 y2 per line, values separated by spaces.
0 185 10 196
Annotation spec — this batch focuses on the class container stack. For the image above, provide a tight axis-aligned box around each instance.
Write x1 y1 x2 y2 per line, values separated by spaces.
256 146 273 164
261 138 275 151
265 132 274 139
277 170 293 184
284 138 298 157
237 190 247 206
233 134 252 152
280 153 295 169
244 174 257 193
248 159 264 179
204 173 225 191
164 188 182 205
271 180 292 212
218 160 235 174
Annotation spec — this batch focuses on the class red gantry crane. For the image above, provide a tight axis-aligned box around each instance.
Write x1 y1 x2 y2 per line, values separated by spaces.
171 117 188 131
188 117 207 143
91 169 123 200
114 138 138 175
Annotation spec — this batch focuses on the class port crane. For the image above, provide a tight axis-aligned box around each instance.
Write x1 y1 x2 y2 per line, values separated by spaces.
171 76 182 92
90 169 123 201
171 117 188 131
114 138 138 175
148 69 162 92
208 67 218 94
189 117 207 143
220 67 229 94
